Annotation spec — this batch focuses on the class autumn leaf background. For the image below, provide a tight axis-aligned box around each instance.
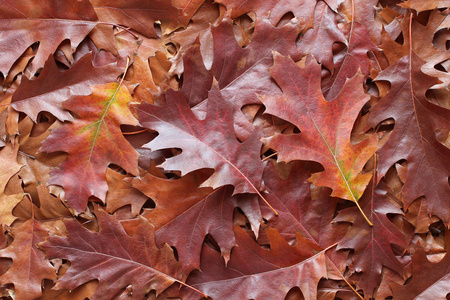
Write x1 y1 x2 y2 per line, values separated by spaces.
0 0 449 299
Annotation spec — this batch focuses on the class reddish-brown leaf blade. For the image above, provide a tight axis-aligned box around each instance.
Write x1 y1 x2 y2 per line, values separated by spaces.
0 20 95 76
190 17 302 139
260 161 348 248
0 143 24 226
0 219 56 299
168 226 326 300
392 247 450 299
322 22 377 100
261 53 378 206
300 1 346 72
11 54 121 122
39 208 183 300
214 0 316 30
335 181 408 297
367 53 450 224
138 83 265 196
40 83 139 214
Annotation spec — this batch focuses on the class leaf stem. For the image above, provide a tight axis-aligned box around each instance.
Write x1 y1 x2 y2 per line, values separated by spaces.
174 279 208 298
354 200 373 226
122 128 150 135
257 190 278 216
326 252 364 300
262 152 278 161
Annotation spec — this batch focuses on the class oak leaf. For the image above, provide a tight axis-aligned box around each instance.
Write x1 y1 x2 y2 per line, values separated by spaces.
321 22 377 100
399 0 450 12
138 83 266 197
105 168 149 217
335 181 408 297
299 1 346 72
11 54 121 122
0 219 56 299
261 53 378 218
39 208 185 300
214 0 316 30
0 20 95 76
17 158 72 221
40 83 139 214
90 0 202 38
392 247 450 299
367 53 450 224
260 161 348 247
133 169 261 275
0 0 97 20
190 17 302 139
0 143 24 226
168 226 326 300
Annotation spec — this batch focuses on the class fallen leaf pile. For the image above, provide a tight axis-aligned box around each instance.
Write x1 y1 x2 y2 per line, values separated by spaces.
0 0 449 299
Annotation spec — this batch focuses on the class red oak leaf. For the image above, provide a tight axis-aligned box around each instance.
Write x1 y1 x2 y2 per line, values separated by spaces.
138 83 266 199
335 180 409 297
39 208 191 300
167 226 326 300
0 14 96 76
40 83 139 214
322 22 377 100
261 53 378 223
11 54 121 122
214 0 316 30
0 143 24 226
260 161 348 248
391 246 450 299
367 53 450 224
299 1 346 72
0 219 56 299
189 16 302 139
131 171 260 276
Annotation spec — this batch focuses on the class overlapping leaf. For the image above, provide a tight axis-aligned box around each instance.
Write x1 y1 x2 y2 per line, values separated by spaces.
169 226 327 300
367 53 450 224
11 54 121 122
0 143 24 226
261 53 378 209
90 0 203 38
215 0 316 30
392 247 450 299
0 0 98 76
260 161 348 248
40 208 185 300
189 16 303 139
0 1 449 299
0 219 56 299
40 83 139 214
133 169 262 276
335 181 408 297
138 83 266 197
